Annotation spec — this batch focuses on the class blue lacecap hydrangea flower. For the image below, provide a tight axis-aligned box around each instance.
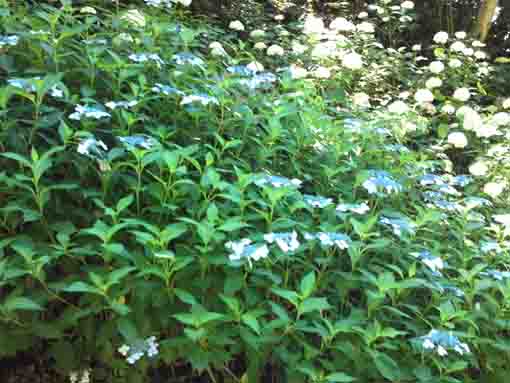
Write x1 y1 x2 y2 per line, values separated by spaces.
172 52 205 67
239 72 277 90
118 135 159 150
380 215 416 237
363 170 403 195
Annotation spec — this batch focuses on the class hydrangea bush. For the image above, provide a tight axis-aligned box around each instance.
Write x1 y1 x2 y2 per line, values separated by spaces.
0 0 509 382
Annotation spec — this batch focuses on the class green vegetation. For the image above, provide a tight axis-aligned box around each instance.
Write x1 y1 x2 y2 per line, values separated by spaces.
0 0 510 382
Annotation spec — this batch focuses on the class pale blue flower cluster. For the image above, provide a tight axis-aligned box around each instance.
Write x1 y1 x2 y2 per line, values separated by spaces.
128 53 165 66
119 135 159 150
414 329 471 357
77 137 109 160
303 194 334 208
239 72 278 90
172 52 205 67
69 105 110 120
118 336 159 365
225 239 269 266
264 231 300 253
336 202 370 215
411 250 445 276
106 100 138 110
254 174 302 188
304 232 351 249
152 83 185 96
380 215 416 237
7 77 63 98
363 170 403 195
0 35 19 47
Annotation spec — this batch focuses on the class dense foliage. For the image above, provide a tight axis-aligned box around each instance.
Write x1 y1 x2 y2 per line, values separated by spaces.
1 0 510 382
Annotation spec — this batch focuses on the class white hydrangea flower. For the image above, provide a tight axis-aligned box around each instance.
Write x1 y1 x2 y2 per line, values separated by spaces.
312 66 331 79
483 182 506 198
429 61 445 74
229 20 245 31
249 29 266 39
433 31 449 44
329 17 356 32
254 42 267 50
352 92 371 108
267 44 285 56
490 112 510 126
401 1 415 9
472 40 486 47
447 132 468 148
412 44 421 51
453 87 471 102
414 89 434 103
303 15 325 34
461 108 483 132
288 64 308 79
388 100 409 114
449 58 462 68
474 50 487 60
462 47 474 56
426 77 442 89
468 161 489 176
441 104 456 114
502 98 510 109
450 41 466 52
455 31 467 39
358 11 369 19
342 52 363 70
357 22 375 34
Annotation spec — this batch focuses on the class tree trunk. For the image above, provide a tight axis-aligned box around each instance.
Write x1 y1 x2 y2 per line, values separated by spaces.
473 0 499 41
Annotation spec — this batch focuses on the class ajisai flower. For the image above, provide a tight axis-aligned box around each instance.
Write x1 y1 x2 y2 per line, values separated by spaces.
453 87 471 102
229 20 245 31
433 31 449 44
447 132 468 148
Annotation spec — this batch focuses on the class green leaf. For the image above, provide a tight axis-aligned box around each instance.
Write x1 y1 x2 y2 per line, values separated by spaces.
299 271 316 299
325 372 356 382
174 289 198 305
63 282 103 295
117 317 139 341
372 352 400 381
218 218 250 232
1 152 31 167
3 296 43 312
271 288 299 307
241 313 261 335
298 297 331 315
116 194 134 212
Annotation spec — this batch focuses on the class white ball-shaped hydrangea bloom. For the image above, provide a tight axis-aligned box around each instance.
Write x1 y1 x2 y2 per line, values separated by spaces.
433 31 449 44
483 182 506 198
342 52 363 70
254 42 267 50
462 47 474 56
249 29 266 39
358 11 369 19
455 31 467 39
450 41 466 52
502 98 510 109
401 1 415 9
469 160 489 176
267 44 285 56
429 61 445 74
352 92 371 108
303 15 325 34
441 104 456 114
312 66 331 79
426 77 442 89
453 87 471 102
449 58 462 68
388 100 409 114
447 132 468 148
357 22 375 34
229 20 245 31
329 17 356 32
474 51 487 60
414 89 434 103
